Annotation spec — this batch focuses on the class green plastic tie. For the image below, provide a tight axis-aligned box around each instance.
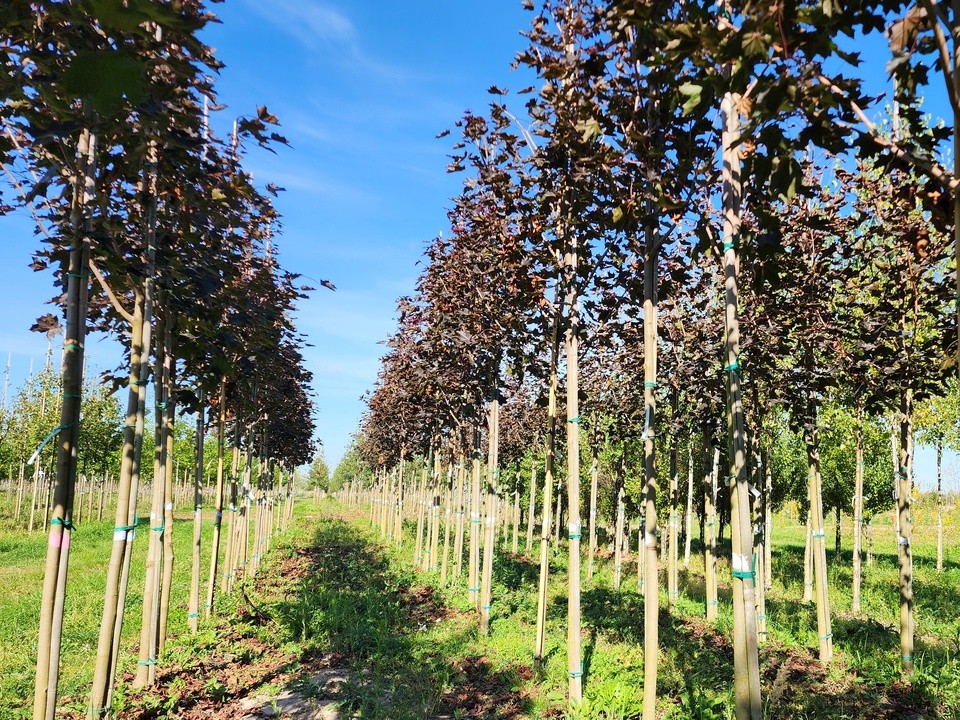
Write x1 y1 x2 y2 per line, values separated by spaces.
756 614 766 620
902 654 914 662
137 659 156 666
707 600 719 606
812 530 825 539
204 603 212 609
569 667 584 679
567 415 581 423
820 633 833 640
644 381 657 388
158 401 169 410
66 271 89 278
724 358 740 373
64 393 81 399
131 378 149 386
115 513 140 533
732 569 755 580
722 241 736 252
50 517 74 529
480 604 491 610
63 341 80 350
151 524 164 533
468 586 480 592
568 532 582 540
188 612 199 619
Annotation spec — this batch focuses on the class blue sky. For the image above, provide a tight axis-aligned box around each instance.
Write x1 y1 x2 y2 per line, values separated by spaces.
0 1 956 491
0 0 535 469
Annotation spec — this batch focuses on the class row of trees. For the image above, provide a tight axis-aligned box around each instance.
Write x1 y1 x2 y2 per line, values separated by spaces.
1 3 320 718
349 2 960 719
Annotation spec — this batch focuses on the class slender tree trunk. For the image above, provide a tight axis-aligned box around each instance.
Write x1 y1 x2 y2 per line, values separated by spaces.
469 433 481 607
764 447 773 591
454 458 466 579
668 430 678 609
511 471 521 554
614 478 625 590
720 93 762 720
535 289 562 661
803 515 813 603
805 398 833 665
852 402 864 614
683 442 693 569
704 441 718 621
33 128 96 720
441 462 454 582
588 443 599 580
479 398 499 635
563 233 584 704
936 442 943 573
89 289 146 717
526 461 537 556
641 227 659 720
157 326 176 658
205 378 227 618
898 389 915 676
188 392 205 633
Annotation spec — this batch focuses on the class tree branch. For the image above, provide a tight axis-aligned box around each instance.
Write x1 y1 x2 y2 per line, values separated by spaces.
87 258 135 324
816 73 958 191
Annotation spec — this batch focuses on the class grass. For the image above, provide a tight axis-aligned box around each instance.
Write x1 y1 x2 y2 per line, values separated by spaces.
0 493 958 719
0 500 233 719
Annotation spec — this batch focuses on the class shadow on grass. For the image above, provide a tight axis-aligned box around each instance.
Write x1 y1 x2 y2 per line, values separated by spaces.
574 560 939 720
270 519 535 720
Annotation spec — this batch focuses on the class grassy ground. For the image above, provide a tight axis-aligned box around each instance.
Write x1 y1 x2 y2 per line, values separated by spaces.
0 507 229 719
0 497 958 718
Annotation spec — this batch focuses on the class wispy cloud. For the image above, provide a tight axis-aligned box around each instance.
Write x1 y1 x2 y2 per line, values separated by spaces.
243 0 412 83
247 0 354 49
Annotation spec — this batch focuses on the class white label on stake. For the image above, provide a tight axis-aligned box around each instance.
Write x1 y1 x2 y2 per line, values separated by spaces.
733 553 751 572
164 502 173 510
644 532 656 547
113 530 127 542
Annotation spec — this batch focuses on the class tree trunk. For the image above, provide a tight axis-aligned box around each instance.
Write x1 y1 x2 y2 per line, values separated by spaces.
668 431 679 608
720 93 762 720
936 442 943 573
188 392 205 634
479 398 499 635
852 403 865 614
683 442 694 569
704 441 718 621
641 226 659 720
805 399 833 665
897 389 915 676
526 461 537 556
205 378 227 618
587 444 599 580
535 287 563 661
33 128 96 720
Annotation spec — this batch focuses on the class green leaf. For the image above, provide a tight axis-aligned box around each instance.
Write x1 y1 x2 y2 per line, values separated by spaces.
678 83 702 115
61 50 148 114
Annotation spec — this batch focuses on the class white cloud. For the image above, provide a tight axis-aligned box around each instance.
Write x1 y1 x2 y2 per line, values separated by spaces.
246 0 354 49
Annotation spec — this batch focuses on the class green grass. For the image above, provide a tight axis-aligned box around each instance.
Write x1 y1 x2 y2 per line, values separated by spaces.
0 502 234 719
0 494 958 719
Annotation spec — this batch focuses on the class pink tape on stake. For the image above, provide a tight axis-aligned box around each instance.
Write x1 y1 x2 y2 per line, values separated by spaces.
62 532 71 550
48 530 61 549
